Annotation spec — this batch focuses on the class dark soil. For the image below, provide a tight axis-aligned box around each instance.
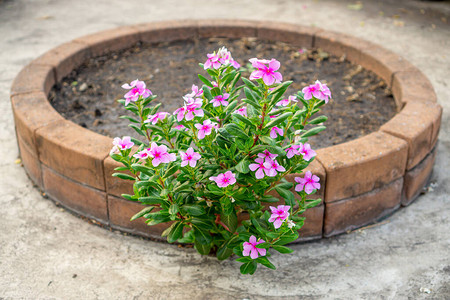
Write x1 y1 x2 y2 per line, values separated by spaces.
49 37 396 148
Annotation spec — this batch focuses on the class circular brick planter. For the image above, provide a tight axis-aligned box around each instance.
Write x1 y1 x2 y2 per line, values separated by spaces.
10 20 442 242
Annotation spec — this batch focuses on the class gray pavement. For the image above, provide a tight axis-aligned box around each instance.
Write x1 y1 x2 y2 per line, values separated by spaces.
0 0 449 299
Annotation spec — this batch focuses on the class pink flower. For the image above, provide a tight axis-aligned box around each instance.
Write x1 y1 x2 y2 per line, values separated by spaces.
285 144 301 159
217 47 240 69
122 79 152 106
145 112 169 125
295 171 320 194
133 149 150 160
180 147 201 167
270 126 284 139
186 84 203 98
174 124 188 131
211 93 230 107
302 81 321 100
258 150 278 161
209 171 236 188
113 136 134 151
148 142 176 167
194 119 215 139
265 158 286 177
234 106 247 117
211 81 219 87
249 158 271 179
276 95 298 107
315 80 332 103
204 53 221 70
242 235 266 259
249 58 283 86
299 143 316 161
268 205 290 229
173 107 186 122
185 98 204 121
302 80 331 103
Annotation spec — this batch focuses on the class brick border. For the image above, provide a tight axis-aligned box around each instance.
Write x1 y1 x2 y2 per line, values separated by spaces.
10 20 441 242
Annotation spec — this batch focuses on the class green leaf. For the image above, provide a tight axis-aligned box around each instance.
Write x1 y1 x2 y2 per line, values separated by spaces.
242 77 258 90
217 243 234 260
194 239 211 255
275 186 296 207
268 81 292 106
255 242 270 249
306 198 322 209
308 115 328 124
272 245 294 254
242 98 262 110
220 212 238 233
164 164 179 178
138 196 163 205
121 194 138 202
112 173 135 181
193 227 212 244
224 123 248 139
260 196 281 203
301 126 326 138
257 256 276 270
240 261 257 275
173 181 193 193
130 206 154 221
235 159 250 174
182 204 205 216
167 222 184 243
233 113 254 128
198 74 213 87
169 203 179 215
178 230 194 243
244 87 257 102
191 217 214 230
119 115 139 123
129 124 146 137
203 86 213 100
265 112 292 129
131 164 154 176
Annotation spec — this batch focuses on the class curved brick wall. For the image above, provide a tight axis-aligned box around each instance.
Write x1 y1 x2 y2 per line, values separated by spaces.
10 20 442 242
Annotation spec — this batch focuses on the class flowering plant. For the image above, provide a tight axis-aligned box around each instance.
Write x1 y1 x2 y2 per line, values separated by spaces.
111 47 330 275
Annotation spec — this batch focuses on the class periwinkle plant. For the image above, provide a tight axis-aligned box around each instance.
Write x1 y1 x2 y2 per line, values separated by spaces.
111 47 331 275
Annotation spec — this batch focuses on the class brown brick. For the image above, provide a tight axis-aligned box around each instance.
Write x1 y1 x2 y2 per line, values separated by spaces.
314 30 373 63
257 23 317 48
323 178 403 237
198 19 257 38
317 131 407 203
74 25 140 57
18 136 43 189
402 147 436 206
33 41 91 81
104 155 134 197
10 63 55 96
42 165 108 223
136 20 199 44
296 204 324 241
391 70 437 108
108 195 168 240
36 120 111 190
11 91 64 151
381 100 440 170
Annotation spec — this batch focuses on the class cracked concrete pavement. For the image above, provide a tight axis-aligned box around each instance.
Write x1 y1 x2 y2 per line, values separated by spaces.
0 0 449 299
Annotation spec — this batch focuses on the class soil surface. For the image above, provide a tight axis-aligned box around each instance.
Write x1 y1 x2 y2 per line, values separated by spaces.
49 38 396 148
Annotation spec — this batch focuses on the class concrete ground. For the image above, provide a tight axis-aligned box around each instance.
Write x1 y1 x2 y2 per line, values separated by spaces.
0 0 449 299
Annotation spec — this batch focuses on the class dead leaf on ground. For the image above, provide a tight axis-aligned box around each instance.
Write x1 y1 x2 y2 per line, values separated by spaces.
347 2 363 11
394 20 405 27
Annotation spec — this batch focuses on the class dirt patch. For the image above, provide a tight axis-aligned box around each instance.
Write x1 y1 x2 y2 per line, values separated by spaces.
49 37 396 148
